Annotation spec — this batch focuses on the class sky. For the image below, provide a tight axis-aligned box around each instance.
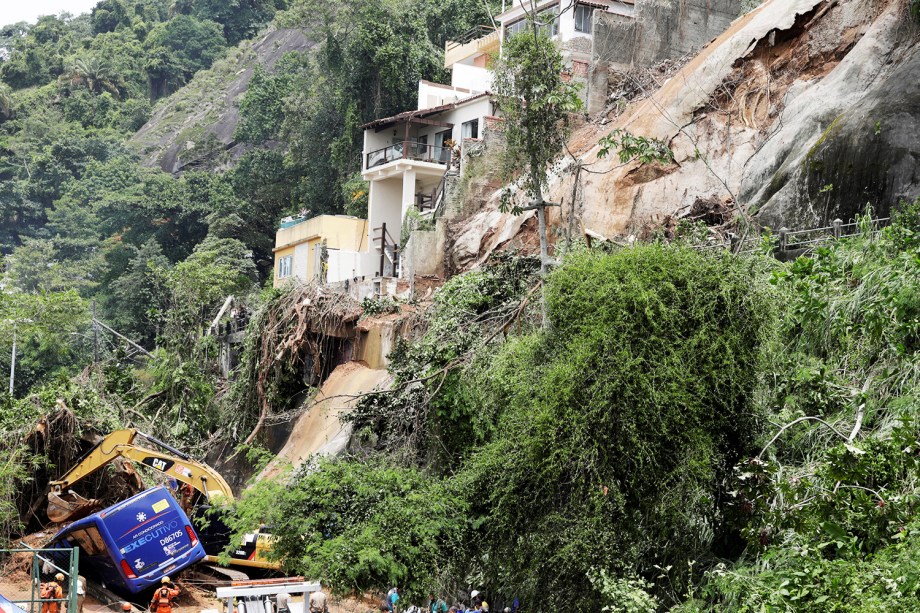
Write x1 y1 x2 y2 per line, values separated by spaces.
1 0 99 26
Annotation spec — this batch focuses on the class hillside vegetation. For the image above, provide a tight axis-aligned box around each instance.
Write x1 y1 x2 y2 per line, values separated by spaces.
222 209 920 611
0 0 498 393
2 1 920 612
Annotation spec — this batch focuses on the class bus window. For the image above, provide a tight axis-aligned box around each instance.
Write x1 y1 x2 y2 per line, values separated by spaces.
69 526 108 556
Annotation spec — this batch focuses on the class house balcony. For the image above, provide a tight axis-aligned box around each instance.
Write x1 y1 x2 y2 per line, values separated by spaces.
363 140 451 181
445 25 500 68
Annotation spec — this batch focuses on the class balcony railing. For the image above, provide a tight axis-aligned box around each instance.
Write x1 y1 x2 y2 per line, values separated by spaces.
446 25 497 51
366 141 451 169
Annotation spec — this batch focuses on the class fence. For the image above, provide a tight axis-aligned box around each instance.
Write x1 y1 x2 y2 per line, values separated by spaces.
692 217 891 256
1 547 79 613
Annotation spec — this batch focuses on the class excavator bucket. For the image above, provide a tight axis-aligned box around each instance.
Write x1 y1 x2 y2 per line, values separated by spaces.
47 491 101 523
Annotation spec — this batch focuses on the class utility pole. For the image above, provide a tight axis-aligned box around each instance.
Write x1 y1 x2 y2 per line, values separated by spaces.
92 301 99 363
9 321 16 396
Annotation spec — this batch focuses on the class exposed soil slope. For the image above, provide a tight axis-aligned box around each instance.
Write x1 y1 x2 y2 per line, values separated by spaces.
259 362 391 480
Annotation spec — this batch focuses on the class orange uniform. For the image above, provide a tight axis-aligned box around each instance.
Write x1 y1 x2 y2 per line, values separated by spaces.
149 585 180 613
41 581 63 613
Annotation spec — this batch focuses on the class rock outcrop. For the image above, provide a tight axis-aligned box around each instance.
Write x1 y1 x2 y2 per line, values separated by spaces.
131 28 312 173
568 0 919 234
447 0 919 267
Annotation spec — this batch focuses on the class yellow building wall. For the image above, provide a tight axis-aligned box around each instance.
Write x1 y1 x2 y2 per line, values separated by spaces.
272 246 296 288
273 215 369 287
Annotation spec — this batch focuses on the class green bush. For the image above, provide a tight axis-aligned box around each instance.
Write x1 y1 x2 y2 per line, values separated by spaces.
688 209 920 610
226 458 467 600
456 245 776 610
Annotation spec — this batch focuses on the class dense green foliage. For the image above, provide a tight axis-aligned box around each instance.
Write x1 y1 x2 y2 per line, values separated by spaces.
455 247 775 610
225 458 467 597
0 0 496 400
230 245 777 609
674 206 920 612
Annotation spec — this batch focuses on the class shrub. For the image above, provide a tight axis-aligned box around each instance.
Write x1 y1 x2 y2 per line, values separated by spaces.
225 458 467 600
457 245 777 610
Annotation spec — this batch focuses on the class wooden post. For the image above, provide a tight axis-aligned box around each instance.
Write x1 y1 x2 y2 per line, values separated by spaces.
833 218 842 239
779 227 789 251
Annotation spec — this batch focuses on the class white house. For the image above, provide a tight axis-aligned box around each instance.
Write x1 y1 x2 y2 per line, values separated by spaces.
357 26 499 279
498 0 635 75
309 1 639 286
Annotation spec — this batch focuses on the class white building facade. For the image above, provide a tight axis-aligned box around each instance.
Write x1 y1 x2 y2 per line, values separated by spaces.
352 1 634 283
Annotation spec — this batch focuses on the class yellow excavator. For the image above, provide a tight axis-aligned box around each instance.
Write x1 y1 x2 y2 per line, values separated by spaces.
48 428 277 571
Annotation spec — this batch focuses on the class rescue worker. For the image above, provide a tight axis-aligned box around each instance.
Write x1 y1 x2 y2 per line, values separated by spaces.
308 589 328 613
276 593 291 613
149 577 180 613
74 575 86 613
41 573 65 613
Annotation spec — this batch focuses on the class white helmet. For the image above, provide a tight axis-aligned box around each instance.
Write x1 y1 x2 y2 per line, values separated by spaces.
470 591 480 599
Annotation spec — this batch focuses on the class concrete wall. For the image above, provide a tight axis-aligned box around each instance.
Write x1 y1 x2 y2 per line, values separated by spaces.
367 177 403 275
451 63 493 92
402 219 448 279
327 250 379 282
593 0 741 70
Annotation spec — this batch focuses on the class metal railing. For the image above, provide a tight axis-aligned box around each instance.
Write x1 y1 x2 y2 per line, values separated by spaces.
2 546 79 613
446 25 497 51
688 217 891 256
366 141 451 169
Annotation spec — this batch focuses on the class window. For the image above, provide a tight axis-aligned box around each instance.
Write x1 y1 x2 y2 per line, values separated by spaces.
278 255 292 279
461 119 480 140
434 129 453 148
575 4 595 34
539 5 560 36
504 4 559 40
504 19 528 39
434 129 453 163
69 525 107 556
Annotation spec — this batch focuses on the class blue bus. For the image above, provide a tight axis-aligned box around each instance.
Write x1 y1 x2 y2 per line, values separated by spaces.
47 486 206 594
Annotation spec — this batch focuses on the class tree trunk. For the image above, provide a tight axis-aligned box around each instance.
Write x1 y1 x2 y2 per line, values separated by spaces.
529 166 550 273
536 204 549 273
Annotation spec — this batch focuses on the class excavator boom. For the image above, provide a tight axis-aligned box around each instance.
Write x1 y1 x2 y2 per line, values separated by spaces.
48 428 234 522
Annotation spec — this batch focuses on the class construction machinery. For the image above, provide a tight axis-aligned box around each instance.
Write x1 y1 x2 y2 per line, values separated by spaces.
47 428 277 572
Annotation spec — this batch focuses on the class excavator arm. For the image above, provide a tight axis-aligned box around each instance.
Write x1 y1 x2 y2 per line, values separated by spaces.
48 428 234 522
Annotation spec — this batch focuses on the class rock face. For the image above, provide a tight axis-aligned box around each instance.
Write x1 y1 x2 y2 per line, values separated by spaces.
535 0 920 241
130 28 312 173
745 16 920 226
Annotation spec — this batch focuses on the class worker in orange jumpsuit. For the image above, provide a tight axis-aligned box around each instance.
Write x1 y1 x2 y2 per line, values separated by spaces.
149 577 180 613
41 573 65 613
